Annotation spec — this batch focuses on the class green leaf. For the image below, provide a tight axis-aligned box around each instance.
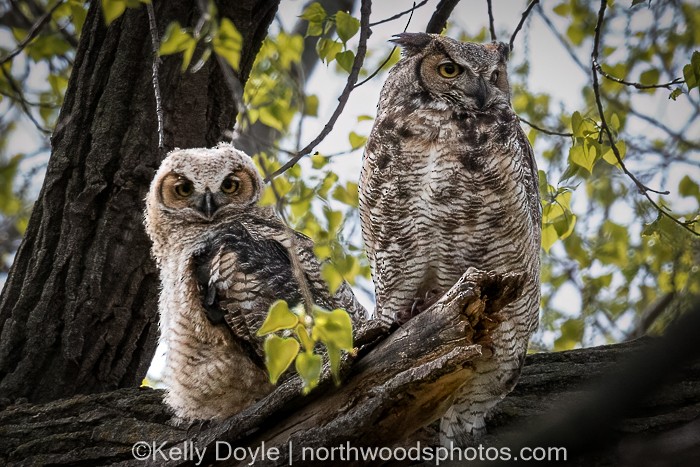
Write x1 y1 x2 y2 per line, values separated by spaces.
263 335 300 384
295 351 322 394
669 88 683 100
311 306 354 351
602 140 626 167
571 111 584 137
640 68 660 85
357 114 374 122
679 175 700 199
295 323 315 352
631 0 647 6
541 224 558 253
310 152 327 169
348 131 367 149
553 3 569 16
326 344 342 385
300 2 327 22
321 262 343 294
566 24 585 46
569 143 596 173
683 51 700 92
554 319 584 351
335 50 355 73
213 18 243 70
304 95 319 116
305 21 324 37
102 0 126 25
316 38 342 63
609 113 621 132
158 22 197 72
332 182 359 207
335 11 360 43
257 300 299 336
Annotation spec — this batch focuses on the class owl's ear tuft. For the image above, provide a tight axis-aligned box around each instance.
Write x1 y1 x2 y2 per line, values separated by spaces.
390 32 433 57
494 41 510 62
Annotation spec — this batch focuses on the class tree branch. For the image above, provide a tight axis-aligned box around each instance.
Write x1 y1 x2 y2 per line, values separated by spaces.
486 0 496 41
355 0 419 89
594 61 684 90
4 317 700 466
509 0 539 52
146 2 164 153
1 268 529 465
519 116 573 137
0 0 65 66
369 0 428 27
265 0 372 181
425 0 462 34
591 0 698 237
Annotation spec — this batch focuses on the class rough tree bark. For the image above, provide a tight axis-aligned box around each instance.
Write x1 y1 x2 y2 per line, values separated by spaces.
2 333 698 465
2 271 699 466
0 0 280 403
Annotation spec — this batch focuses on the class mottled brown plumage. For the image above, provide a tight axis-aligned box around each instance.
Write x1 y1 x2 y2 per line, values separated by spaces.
145 144 364 421
359 33 541 445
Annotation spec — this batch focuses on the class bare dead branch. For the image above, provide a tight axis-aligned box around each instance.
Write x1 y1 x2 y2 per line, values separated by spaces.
369 0 428 27
486 0 497 41
509 0 539 51
519 116 573 137
265 0 372 181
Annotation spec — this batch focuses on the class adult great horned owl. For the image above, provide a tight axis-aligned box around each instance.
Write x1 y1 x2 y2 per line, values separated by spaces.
145 144 363 421
359 33 541 445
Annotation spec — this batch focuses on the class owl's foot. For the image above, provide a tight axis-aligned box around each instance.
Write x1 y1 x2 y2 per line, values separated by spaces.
396 288 444 325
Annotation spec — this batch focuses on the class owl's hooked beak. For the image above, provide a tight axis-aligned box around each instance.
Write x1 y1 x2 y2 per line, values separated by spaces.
475 76 490 109
197 188 219 218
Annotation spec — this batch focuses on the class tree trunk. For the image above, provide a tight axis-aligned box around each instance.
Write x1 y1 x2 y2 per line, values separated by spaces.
0 0 280 404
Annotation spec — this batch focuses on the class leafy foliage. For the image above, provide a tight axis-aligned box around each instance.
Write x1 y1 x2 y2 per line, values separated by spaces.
257 300 354 393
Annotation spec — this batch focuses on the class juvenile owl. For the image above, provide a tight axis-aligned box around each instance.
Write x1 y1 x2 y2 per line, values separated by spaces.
359 33 541 445
145 144 363 421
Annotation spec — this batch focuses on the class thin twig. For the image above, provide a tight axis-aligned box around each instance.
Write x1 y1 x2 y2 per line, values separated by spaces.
536 6 587 72
266 0 372 181
519 116 573 137
591 0 697 237
355 0 418 89
369 0 428 27
0 0 65 66
0 67 51 134
146 2 165 152
594 61 684 90
426 0 462 34
486 0 497 41
510 0 539 51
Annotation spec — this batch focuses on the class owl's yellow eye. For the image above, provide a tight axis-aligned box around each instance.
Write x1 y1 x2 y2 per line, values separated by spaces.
174 180 194 198
220 175 240 194
437 62 463 78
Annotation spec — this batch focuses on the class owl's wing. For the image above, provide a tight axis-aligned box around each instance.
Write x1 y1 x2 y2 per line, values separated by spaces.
193 221 300 364
193 217 366 363
515 123 542 227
